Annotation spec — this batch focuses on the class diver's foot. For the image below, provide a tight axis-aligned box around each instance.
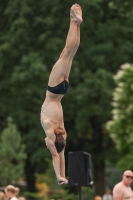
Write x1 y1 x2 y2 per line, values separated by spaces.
70 4 83 24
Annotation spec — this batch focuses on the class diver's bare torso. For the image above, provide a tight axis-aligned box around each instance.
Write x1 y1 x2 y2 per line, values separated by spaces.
41 91 66 139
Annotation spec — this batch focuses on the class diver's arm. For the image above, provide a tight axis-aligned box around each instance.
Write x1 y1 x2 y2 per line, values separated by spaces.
59 149 65 178
45 135 67 183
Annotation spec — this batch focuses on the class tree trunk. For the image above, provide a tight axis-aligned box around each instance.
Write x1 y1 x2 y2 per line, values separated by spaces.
93 161 105 196
25 158 36 194
90 115 105 196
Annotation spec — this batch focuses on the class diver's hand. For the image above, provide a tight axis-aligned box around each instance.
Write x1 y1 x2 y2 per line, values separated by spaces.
57 177 68 185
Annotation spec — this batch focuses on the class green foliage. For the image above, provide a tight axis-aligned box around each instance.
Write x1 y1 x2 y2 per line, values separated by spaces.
35 159 77 200
0 117 27 186
106 63 133 171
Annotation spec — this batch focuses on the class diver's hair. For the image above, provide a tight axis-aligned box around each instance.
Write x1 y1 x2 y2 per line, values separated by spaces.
5 185 19 195
55 134 66 153
0 192 6 200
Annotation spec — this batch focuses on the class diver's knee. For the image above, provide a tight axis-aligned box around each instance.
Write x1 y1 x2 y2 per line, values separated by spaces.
60 47 72 59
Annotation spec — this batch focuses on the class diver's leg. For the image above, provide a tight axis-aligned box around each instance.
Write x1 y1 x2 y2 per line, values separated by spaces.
48 4 82 86
65 24 81 78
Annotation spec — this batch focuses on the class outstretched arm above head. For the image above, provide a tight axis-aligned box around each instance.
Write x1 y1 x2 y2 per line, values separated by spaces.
59 149 68 184
45 134 67 184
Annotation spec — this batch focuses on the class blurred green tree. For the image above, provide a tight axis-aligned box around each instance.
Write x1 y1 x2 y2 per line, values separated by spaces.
0 117 26 186
34 160 77 200
106 63 133 171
